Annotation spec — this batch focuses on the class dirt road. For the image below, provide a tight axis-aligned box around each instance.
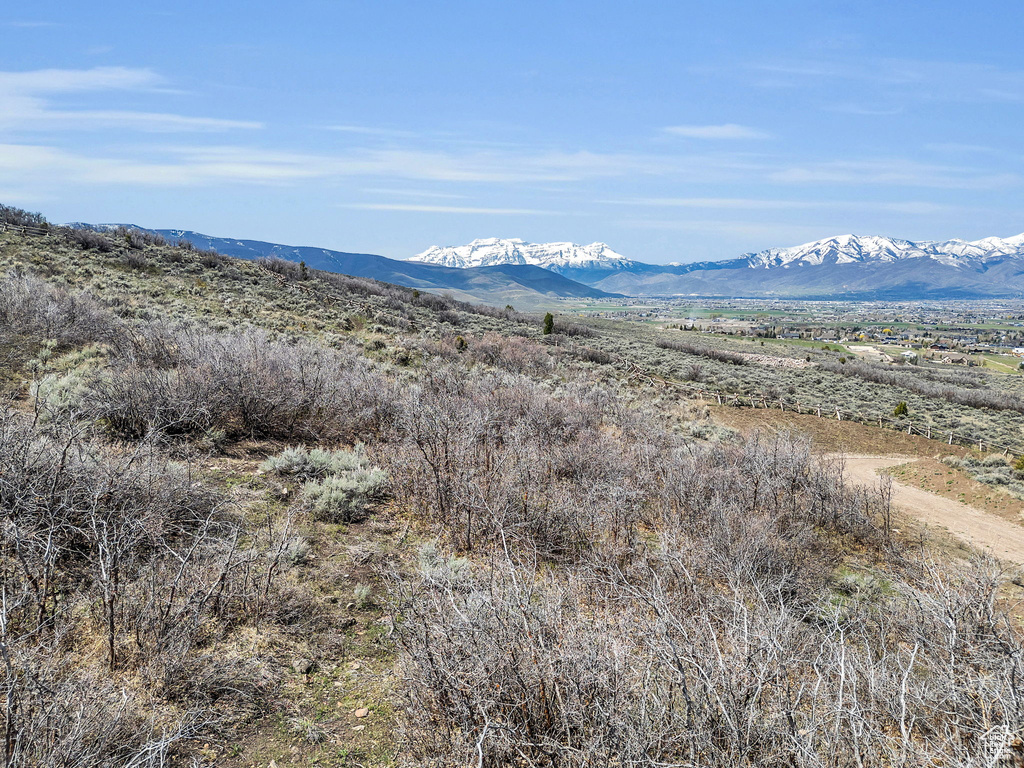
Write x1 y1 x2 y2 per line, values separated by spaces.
842 455 1024 565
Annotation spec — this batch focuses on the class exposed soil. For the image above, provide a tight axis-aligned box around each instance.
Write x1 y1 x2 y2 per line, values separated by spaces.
885 458 1024 524
709 403 974 458
843 455 1024 565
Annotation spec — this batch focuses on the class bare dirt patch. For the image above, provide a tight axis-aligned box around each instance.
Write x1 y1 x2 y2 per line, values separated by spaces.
843 455 1024 565
709 403 973 458
886 458 1024 525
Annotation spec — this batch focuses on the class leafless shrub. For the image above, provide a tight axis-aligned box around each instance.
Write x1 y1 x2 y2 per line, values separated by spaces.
388 365 657 558
683 362 706 381
0 648 205 767
0 270 119 345
66 227 115 252
111 226 167 249
86 327 399 441
553 319 596 338
395 543 1024 767
199 250 224 268
820 358 1024 413
123 251 150 270
465 332 555 375
0 204 47 228
657 337 747 365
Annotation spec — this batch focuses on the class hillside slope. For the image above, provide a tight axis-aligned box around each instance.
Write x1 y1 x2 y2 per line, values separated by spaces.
151 228 617 304
4 210 1024 767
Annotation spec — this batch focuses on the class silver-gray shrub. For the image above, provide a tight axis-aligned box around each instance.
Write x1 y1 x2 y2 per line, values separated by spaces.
819 358 1024 414
0 269 119 346
304 467 389 523
262 443 389 523
261 443 371 479
86 326 399 441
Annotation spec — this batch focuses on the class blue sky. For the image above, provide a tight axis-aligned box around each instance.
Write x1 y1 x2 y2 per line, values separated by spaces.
3 1 1024 263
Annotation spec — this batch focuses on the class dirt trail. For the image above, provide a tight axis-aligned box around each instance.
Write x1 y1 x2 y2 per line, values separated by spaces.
842 455 1024 565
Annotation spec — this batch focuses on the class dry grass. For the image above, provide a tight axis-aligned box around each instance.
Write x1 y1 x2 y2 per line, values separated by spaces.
886 458 1024 524
708 402 976 458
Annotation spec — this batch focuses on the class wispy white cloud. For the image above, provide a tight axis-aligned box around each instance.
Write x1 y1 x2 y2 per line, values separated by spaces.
341 203 555 215
0 67 261 133
924 142 998 155
361 188 467 199
324 125 418 138
663 123 769 140
827 104 904 116
3 137 1010 199
754 58 1024 104
0 66 161 93
603 197 817 210
769 159 1019 190
4 21 60 29
602 196 958 214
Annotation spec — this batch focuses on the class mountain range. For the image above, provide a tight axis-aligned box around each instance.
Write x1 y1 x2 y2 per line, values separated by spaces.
414 234 1024 299
68 225 619 306
69 224 1024 301
410 238 634 273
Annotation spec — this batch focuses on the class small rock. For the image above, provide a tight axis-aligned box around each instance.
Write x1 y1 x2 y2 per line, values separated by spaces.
354 707 370 718
352 724 366 731
291 657 315 675
269 761 278 768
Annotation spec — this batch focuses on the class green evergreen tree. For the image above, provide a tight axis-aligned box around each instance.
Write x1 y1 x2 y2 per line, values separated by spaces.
542 312 554 335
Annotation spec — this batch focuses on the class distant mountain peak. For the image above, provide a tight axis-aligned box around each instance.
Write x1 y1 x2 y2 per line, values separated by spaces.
743 232 1024 270
409 237 636 273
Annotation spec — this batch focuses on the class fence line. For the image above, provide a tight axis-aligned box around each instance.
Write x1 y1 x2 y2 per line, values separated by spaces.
0 222 50 237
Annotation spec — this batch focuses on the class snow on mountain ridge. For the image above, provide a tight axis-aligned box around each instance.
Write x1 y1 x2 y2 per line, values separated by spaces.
744 233 1024 269
410 237 635 271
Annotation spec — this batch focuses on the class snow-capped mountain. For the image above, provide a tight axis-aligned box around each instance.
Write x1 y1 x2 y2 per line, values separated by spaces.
410 238 636 274
408 232 1024 298
593 231 1024 299
743 233 1024 269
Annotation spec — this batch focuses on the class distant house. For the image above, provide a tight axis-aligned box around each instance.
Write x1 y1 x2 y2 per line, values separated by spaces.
901 351 918 360
929 343 949 351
